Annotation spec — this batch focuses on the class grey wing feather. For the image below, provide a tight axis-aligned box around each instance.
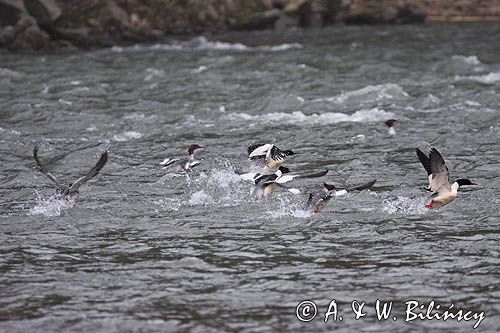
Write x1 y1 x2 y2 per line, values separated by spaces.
33 145 60 187
416 148 432 175
348 179 377 191
306 193 314 207
429 148 450 192
293 169 329 180
69 151 108 193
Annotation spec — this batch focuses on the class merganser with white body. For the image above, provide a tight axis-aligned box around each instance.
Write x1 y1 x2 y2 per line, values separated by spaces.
306 180 376 213
160 144 203 172
416 147 476 209
252 166 328 198
247 143 295 173
33 145 108 202
385 119 397 136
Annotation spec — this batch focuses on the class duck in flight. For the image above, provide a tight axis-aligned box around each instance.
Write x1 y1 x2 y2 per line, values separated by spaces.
247 143 295 173
160 144 203 172
33 145 108 201
251 166 328 198
416 147 476 209
306 180 377 213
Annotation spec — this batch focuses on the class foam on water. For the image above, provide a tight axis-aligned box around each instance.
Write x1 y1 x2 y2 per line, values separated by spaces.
144 68 165 81
113 131 143 141
316 83 409 106
451 55 482 66
110 37 302 53
456 71 500 84
228 108 395 126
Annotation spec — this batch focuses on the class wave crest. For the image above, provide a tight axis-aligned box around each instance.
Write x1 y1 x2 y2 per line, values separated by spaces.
228 108 394 126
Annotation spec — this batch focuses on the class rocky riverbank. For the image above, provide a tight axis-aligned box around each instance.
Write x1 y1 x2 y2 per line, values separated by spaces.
1 0 500 52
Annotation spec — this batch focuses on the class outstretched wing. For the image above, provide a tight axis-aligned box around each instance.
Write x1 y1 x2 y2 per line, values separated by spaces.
416 148 432 176
160 158 180 167
429 148 450 193
306 193 314 207
348 179 377 192
69 151 108 193
254 173 278 186
33 145 60 187
275 169 328 184
248 143 272 158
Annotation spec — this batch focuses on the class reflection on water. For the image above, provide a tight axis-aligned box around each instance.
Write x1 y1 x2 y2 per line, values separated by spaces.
1 24 499 332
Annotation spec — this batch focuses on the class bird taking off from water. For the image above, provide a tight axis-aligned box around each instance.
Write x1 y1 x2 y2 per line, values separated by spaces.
160 144 203 172
416 147 476 209
306 180 376 213
33 145 108 201
247 143 295 173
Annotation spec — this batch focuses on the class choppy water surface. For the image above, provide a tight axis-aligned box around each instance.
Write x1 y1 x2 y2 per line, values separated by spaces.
1 24 499 332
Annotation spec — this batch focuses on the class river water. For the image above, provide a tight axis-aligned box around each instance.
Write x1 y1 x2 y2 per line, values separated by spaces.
1 23 499 332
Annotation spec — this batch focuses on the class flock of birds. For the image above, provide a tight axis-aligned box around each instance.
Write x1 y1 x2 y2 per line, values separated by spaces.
32 119 476 213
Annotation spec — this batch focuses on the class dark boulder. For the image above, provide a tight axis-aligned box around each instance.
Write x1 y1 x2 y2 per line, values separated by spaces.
23 0 61 26
0 0 26 26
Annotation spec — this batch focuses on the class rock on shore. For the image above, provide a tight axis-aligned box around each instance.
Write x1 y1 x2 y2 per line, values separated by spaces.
1 0 500 52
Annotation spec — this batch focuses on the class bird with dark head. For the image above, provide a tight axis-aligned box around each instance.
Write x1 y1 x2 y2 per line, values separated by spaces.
160 144 204 173
385 119 397 136
306 180 376 213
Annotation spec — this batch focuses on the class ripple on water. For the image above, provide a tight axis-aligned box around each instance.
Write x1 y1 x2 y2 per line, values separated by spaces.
1 24 500 333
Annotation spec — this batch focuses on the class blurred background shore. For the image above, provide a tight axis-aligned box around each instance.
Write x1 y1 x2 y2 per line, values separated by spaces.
1 0 500 52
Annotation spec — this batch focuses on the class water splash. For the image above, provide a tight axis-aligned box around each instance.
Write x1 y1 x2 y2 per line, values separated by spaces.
266 194 313 219
191 164 248 205
382 196 429 215
29 192 75 217
152 197 183 211
188 190 214 206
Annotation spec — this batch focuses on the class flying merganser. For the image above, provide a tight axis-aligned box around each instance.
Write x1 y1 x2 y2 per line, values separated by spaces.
252 167 328 198
33 145 108 201
416 147 476 209
385 119 397 136
247 143 295 173
306 180 376 213
160 144 203 172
